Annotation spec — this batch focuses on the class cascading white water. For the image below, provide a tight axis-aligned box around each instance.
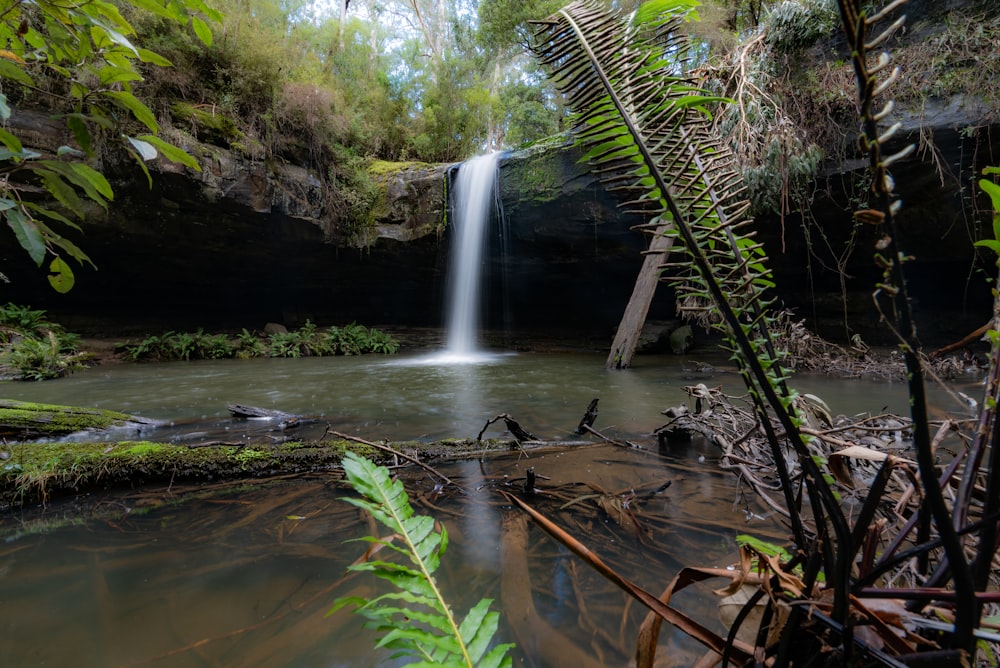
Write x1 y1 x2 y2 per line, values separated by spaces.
443 153 501 360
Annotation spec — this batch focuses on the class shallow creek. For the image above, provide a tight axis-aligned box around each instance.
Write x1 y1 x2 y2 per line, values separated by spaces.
0 350 949 443
0 351 980 666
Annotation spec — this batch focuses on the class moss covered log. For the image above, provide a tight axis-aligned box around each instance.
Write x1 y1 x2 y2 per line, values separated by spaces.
0 400 154 439
0 436 515 508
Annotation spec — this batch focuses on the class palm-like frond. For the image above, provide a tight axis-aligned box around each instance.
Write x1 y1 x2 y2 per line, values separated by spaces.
331 452 513 668
532 0 781 377
836 0 978 651
531 0 852 620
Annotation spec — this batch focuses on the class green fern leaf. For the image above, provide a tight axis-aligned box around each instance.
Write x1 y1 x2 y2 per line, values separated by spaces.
333 452 512 667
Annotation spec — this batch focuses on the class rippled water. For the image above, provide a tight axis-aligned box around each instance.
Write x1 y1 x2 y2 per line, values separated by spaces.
0 443 788 668
0 350 978 667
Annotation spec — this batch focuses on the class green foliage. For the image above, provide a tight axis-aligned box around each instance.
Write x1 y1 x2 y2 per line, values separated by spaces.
0 0 217 290
169 102 245 147
118 322 399 362
234 328 267 359
0 303 87 380
763 0 838 52
0 303 49 332
976 167 1000 257
331 452 514 668
2 331 69 380
477 0 566 52
531 0 854 645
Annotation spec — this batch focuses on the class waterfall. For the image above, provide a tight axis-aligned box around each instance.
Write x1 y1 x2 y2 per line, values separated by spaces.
443 153 501 360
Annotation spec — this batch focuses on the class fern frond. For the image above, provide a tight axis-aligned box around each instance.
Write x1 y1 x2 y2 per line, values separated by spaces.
332 452 514 667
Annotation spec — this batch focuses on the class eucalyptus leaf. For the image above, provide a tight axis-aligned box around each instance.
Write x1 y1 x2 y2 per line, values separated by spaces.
103 90 159 133
136 134 201 171
0 127 23 154
57 145 86 158
34 167 86 217
191 16 212 46
0 57 33 86
136 47 172 67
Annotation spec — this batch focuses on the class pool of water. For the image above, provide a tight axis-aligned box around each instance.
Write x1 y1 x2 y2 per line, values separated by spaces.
0 443 786 668
0 350 949 445
0 349 980 666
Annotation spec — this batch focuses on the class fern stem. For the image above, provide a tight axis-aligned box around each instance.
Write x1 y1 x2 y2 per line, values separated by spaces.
836 0 977 651
363 465 474 667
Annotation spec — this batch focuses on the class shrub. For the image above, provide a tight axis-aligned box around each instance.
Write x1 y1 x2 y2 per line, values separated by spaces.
0 304 88 380
764 0 838 52
117 323 400 361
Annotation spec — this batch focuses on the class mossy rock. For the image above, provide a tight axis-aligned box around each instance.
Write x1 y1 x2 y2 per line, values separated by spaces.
367 159 435 178
0 399 152 439
169 102 245 148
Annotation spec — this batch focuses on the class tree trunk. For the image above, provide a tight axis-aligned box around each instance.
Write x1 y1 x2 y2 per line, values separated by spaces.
337 0 349 50
605 228 675 369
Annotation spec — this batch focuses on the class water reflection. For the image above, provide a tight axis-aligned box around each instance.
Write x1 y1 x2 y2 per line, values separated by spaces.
2 350 954 446
0 444 781 668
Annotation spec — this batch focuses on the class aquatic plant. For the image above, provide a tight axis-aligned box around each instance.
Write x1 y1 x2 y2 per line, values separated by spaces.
331 452 513 667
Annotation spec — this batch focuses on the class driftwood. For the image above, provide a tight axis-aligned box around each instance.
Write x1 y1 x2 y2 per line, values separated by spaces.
574 398 599 434
477 413 539 442
227 404 302 430
226 404 297 420
929 321 990 360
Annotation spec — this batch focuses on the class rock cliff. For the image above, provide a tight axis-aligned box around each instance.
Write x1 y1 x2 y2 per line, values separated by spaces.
1 115 658 339
3 0 998 348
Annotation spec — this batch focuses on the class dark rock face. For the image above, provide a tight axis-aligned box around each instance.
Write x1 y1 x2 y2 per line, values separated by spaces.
492 144 674 337
754 102 999 346
1 115 453 335
1 120 659 340
3 85 997 347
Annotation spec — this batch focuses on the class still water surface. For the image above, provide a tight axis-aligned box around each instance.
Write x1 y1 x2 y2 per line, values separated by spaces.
2 350 933 443
1 444 780 667
0 351 972 667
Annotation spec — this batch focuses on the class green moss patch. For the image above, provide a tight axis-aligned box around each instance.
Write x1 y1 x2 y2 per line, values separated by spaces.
169 102 246 148
367 159 435 177
0 399 144 439
0 436 517 509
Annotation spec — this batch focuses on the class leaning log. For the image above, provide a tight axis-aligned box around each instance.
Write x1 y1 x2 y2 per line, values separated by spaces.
606 227 675 369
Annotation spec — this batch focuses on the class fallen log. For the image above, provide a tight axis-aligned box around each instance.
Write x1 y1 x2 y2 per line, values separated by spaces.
226 404 298 420
0 399 157 440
